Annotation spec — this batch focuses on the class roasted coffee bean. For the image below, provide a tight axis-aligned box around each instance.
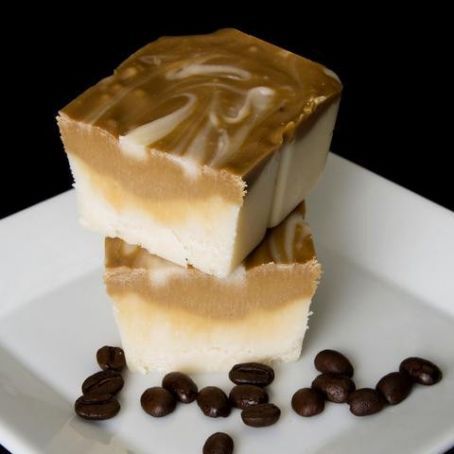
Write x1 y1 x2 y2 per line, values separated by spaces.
162 371 198 403
348 388 385 416
291 388 325 417
203 432 234 454
96 346 126 372
314 349 354 377
312 373 355 403
229 362 274 387
241 403 281 427
376 372 413 404
141 387 176 417
197 387 231 418
82 370 124 395
399 357 442 385
229 384 269 409
78 391 113 403
74 394 120 420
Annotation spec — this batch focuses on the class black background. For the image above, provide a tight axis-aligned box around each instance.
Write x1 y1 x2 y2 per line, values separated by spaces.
1 7 453 219
1 6 453 454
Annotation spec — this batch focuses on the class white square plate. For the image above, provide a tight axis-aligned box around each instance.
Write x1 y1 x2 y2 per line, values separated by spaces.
1 154 453 454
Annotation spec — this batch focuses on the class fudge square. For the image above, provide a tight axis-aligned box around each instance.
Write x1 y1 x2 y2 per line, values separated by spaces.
104 203 321 373
58 29 341 277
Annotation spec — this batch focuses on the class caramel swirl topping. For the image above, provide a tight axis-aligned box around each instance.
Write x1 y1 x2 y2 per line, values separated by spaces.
62 29 341 176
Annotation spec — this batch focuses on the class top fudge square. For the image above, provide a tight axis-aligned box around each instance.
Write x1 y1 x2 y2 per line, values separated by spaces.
58 29 341 277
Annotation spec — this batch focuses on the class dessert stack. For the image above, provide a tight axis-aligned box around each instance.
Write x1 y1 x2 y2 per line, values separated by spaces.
57 29 342 372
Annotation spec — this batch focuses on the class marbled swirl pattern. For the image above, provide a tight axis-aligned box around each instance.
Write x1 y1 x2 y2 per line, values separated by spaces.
245 202 315 268
63 29 341 176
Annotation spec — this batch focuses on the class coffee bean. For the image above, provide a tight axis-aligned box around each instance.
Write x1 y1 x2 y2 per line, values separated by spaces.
376 372 412 404
229 384 269 409
314 349 354 377
203 432 234 454
78 391 113 403
141 387 176 417
74 394 120 420
82 370 124 395
291 388 325 417
399 357 442 385
241 403 281 427
229 362 274 387
348 388 385 416
96 346 126 372
197 387 231 418
312 373 355 403
162 372 198 403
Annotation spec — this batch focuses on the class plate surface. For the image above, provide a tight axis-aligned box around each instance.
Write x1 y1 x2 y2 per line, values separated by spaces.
1 154 453 454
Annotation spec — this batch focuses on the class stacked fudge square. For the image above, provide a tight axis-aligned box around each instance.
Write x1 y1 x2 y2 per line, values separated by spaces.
58 29 341 373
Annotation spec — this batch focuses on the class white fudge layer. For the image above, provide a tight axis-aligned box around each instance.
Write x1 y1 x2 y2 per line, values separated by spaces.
112 291 312 373
69 153 278 277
